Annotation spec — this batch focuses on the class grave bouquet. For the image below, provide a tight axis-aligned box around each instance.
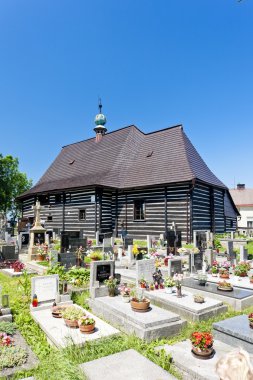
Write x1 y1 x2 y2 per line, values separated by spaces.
211 260 219 276
164 277 175 294
78 315 96 334
120 285 131 302
173 273 184 297
234 262 251 277
11 261 25 273
190 331 214 356
248 313 253 329
104 276 118 296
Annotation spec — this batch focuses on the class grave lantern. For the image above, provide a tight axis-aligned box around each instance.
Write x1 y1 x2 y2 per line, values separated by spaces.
2 294 9 308
59 280 68 294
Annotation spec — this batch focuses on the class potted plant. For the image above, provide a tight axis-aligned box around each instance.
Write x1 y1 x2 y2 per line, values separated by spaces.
61 306 84 328
104 276 118 297
139 276 147 289
36 245 46 261
11 261 25 273
78 315 95 334
130 288 150 312
198 273 207 286
164 277 175 294
219 268 230 279
190 331 214 358
120 285 131 302
89 251 103 261
248 313 253 329
173 273 183 298
193 294 205 304
234 262 251 277
211 260 219 277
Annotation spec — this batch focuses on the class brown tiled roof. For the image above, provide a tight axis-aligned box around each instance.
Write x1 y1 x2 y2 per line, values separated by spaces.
229 188 253 207
18 124 226 199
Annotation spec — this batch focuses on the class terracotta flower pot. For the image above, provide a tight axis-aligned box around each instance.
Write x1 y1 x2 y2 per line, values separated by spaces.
249 321 253 329
140 284 146 289
192 346 214 358
131 299 150 312
79 323 95 334
14 268 20 273
219 274 229 279
239 272 247 277
37 255 45 262
64 319 79 328
250 278 253 284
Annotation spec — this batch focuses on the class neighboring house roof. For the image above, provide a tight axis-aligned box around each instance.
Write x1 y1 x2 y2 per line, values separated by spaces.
18 124 227 199
229 188 253 207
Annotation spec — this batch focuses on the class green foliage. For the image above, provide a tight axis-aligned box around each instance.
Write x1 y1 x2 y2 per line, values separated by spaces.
133 240 147 247
0 321 16 335
0 154 32 219
89 251 103 260
71 290 90 310
66 267 90 287
61 306 84 321
17 269 32 301
46 263 67 280
0 345 28 370
213 236 222 249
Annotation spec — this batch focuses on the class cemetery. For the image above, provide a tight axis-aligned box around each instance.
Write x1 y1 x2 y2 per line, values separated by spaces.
1 212 253 379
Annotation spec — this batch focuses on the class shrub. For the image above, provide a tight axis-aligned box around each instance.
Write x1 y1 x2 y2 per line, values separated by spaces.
0 345 28 369
0 321 16 335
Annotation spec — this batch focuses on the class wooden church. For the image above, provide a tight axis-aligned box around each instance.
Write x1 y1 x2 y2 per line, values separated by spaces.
17 105 239 242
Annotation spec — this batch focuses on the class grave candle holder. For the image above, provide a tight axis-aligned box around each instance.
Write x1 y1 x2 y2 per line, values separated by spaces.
2 294 9 308
59 281 68 294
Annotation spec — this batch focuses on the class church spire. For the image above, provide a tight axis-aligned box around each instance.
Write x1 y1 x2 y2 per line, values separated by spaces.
94 98 107 142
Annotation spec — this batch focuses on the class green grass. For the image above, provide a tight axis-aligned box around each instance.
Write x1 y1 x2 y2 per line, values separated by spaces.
1 271 253 380
36 261 49 267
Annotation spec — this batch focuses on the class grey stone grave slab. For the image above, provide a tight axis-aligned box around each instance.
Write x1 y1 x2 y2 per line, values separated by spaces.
80 349 176 380
0 268 35 277
90 260 115 299
213 314 253 353
58 252 76 268
144 289 227 321
31 305 119 348
31 274 59 303
182 277 253 310
226 240 233 255
167 258 182 277
136 258 155 286
89 295 186 342
156 339 239 380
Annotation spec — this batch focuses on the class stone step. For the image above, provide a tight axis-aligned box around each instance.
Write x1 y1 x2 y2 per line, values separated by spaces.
144 289 227 322
156 339 242 380
89 295 186 342
80 349 176 380
213 314 253 353
26 261 48 275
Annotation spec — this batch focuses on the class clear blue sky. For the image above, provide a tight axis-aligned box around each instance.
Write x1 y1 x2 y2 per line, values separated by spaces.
0 0 252 189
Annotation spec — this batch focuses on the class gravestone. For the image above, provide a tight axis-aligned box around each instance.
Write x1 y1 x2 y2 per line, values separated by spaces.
204 249 215 267
31 274 59 303
50 250 58 267
69 237 87 253
58 252 76 268
226 240 233 256
90 260 115 299
240 246 248 262
167 259 182 277
136 259 155 286
124 237 133 250
193 230 207 249
189 251 203 272
103 238 113 254
127 245 134 261
1 245 17 260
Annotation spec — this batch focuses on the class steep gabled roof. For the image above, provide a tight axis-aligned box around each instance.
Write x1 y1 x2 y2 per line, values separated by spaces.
18 124 226 199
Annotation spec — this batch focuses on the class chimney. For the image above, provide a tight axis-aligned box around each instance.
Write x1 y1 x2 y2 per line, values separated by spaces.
237 183 245 190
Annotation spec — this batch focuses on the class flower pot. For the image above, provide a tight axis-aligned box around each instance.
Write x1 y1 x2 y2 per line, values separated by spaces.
211 273 218 277
14 268 21 273
192 346 214 358
140 284 146 289
79 323 95 334
250 278 253 284
164 257 169 267
219 274 229 279
64 319 79 328
122 296 130 303
198 280 207 286
108 288 115 297
165 287 173 294
239 272 247 277
37 255 45 262
131 299 150 312
249 321 253 329
176 287 182 298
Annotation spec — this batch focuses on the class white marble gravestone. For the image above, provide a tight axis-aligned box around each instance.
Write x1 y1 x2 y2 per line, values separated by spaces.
31 274 59 303
240 246 248 262
136 259 155 286
167 258 182 277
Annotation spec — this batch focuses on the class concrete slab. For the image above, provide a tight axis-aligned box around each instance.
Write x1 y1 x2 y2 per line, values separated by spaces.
31 305 119 348
115 268 136 284
213 315 253 353
144 289 227 321
80 349 176 380
205 273 253 290
156 339 242 380
0 307 12 322
182 277 253 310
0 268 36 277
89 295 186 342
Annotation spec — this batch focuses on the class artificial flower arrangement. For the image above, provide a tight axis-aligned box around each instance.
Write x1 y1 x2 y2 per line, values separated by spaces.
164 277 175 288
139 276 147 288
173 273 184 288
177 247 190 255
211 260 219 275
191 247 200 254
132 244 139 256
11 261 25 272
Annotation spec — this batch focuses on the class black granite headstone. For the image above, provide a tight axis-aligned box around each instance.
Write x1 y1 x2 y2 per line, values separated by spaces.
96 264 111 283
124 237 133 249
193 251 203 271
2 245 17 260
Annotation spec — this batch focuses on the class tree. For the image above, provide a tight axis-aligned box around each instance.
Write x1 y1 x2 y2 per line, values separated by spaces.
0 154 32 223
